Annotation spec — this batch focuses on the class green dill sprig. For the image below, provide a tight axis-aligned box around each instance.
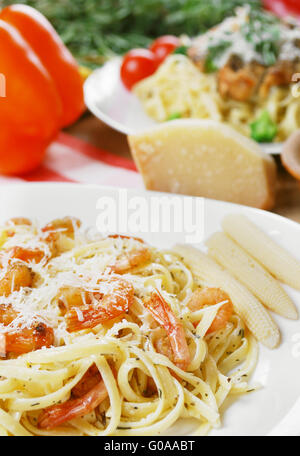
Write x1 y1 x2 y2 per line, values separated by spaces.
2 0 262 67
205 40 232 72
241 9 281 66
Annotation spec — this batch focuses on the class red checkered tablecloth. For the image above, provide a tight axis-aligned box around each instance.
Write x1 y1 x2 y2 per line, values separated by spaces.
0 132 143 188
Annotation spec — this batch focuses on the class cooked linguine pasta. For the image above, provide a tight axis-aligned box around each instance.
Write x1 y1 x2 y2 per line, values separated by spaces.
0 217 258 436
134 54 300 142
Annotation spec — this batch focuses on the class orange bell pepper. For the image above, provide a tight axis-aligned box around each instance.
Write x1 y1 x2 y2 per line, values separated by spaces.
0 19 62 175
0 125 51 176
1 4 85 127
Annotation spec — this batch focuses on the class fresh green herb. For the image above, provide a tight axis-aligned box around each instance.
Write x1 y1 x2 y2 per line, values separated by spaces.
204 57 218 73
250 110 278 143
241 9 280 66
256 40 279 66
167 112 181 120
204 40 231 73
173 45 188 56
203 9 281 72
2 0 262 67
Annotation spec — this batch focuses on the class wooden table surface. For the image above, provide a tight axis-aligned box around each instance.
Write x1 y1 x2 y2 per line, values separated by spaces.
67 114 300 224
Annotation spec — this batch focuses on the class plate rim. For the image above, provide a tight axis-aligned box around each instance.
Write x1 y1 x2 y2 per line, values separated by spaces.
84 58 138 136
2 181 298 231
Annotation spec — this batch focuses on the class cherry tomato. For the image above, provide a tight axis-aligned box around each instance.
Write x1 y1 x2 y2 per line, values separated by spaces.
278 0 300 14
120 49 157 90
263 0 300 17
149 35 181 64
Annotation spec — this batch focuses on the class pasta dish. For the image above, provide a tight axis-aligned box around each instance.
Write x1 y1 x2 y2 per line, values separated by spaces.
133 6 300 143
0 213 298 436
0 216 258 436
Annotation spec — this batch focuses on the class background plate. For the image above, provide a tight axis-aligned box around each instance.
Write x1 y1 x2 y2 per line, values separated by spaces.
1 183 299 436
84 58 283 155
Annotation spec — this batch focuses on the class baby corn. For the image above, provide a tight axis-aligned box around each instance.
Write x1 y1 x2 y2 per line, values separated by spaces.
222 214 300 290
174 244 280 349
206 232 297 319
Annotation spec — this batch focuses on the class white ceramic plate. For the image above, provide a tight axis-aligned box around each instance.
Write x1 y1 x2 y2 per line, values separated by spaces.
1 183 300 436
84 58 283 155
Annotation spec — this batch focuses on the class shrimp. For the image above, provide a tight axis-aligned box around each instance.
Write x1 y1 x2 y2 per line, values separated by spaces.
64 278 134 332
6 217 32 227
259 60 299 98
153 330 174 363
187 287 233 334
0 305 54 356
0 262 34 296
41 216 81 237
144 290 190 371
218 59 264 101
6 246 46 264
0 323 54 356
71 364 102 398
0 304 17 325
38 375 107 429
57 286 92 314
110 247 151 274
41 217 81 257
4 217 32 237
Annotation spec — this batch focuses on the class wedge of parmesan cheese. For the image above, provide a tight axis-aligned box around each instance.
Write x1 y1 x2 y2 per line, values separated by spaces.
128 120 277 209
